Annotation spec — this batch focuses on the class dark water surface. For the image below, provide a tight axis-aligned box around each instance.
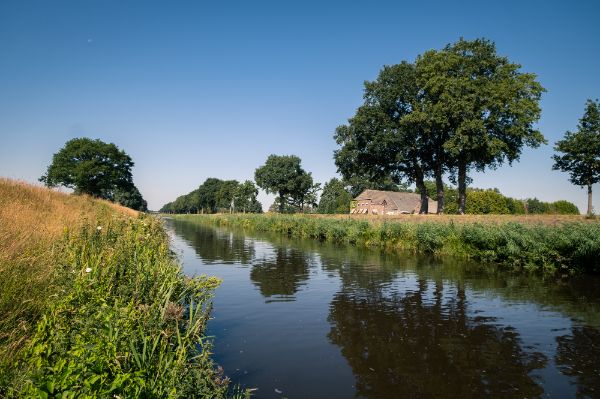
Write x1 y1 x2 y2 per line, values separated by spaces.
164 218 600 399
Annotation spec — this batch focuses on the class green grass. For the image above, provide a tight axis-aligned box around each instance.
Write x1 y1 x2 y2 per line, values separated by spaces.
174 213 600 275
11 218 235 398
0 180 246 398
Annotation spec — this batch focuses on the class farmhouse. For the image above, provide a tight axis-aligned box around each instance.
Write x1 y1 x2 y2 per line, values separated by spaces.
351 189 437 215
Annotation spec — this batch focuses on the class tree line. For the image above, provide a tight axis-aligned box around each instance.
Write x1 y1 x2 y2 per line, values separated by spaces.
38 39 598 216
160 178 262 214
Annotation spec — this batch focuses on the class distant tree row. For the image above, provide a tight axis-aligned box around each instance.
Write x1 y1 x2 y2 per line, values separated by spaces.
160 178 262 214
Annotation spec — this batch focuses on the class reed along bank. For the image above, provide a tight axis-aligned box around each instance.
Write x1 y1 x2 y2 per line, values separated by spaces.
172 213 600 275
0 178 244 398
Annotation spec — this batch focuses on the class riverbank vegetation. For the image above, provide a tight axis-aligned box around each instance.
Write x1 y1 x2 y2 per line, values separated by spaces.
173 213 600 275
0 179 241 398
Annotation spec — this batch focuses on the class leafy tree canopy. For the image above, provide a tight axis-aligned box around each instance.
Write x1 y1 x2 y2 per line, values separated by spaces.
334 38 546 215
318 178 352 214
553 99 600 215
255 155 319 213
40 138 147 211
40 138 134 197
114 185 148 212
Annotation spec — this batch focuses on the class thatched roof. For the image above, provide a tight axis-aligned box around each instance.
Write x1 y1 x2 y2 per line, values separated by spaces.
354 189 437 213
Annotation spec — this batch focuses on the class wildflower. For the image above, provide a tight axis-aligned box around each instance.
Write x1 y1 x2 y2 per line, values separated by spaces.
97 226 102 231
85 267 92 273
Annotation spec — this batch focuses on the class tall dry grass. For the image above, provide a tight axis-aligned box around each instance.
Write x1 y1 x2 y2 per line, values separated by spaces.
0 178 137 365
0 179 243 397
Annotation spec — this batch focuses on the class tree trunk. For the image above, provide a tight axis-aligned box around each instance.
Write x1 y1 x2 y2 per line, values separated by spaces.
279 191 285 213
435 162 445 214
415 166 428 214
457 159 467 215
588 184 593 217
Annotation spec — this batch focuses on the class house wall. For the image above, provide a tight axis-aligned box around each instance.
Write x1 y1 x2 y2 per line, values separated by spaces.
352 201 388 215
369 204 385 215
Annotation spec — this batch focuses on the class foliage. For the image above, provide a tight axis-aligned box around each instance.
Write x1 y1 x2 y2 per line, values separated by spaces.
161 178 262 214
334 38 546 214
553 99 600 215
419 38 546 213
234 180 263 213
334 61 432 213
0 180 244 398
525 198 549 214
506 197 526 215
549 200 580 215
465 189 511 214
0 178 137 383
12 219 236 397
255 154 319 213
114 184 148 211
318 178 352 214
415 181 577 216
178 214 600 274
39 138 146 207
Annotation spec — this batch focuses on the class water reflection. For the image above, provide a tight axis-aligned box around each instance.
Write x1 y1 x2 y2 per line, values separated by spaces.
166 218 600 399
328 279 547 398
168 219 255 265
556 326 600 398
250 246 312 300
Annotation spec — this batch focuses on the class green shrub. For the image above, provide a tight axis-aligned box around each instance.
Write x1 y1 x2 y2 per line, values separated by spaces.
526 198 549 214
466 190 511 214
548 200 580 215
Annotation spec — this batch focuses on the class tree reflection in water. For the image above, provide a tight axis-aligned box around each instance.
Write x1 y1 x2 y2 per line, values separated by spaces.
169 220 256 265
250 246 312 300
328 279 547 399
556 325 600 399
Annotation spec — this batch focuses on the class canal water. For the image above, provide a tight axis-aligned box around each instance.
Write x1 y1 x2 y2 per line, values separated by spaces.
164 218 600 399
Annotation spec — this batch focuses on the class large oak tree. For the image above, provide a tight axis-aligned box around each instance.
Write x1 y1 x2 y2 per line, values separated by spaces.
254 154 318 213
334 38 546 214
335 61 433 213
420 38 546 214
40 137 147 211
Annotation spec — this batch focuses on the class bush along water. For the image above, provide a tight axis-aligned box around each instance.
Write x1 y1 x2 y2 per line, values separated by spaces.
7 216 246 398
175 214 600 275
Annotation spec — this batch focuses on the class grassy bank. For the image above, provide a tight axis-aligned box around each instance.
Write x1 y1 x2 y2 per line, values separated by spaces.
173 213 600 274
0 179 242 398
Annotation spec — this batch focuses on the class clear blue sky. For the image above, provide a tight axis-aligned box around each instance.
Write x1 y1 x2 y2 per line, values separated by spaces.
1 0 599 212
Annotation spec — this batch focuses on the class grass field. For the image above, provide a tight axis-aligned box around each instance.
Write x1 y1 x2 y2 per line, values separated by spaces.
173 213 600 275
0 178 242 398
